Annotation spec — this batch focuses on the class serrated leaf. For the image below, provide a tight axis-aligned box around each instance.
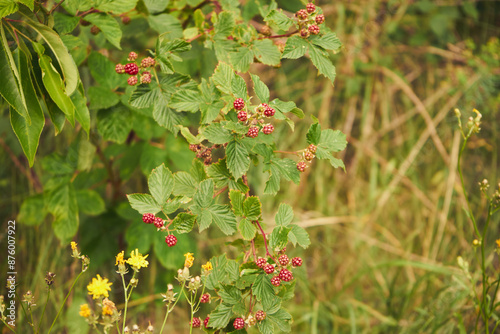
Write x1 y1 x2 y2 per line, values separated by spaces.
268 308 292 332
85 13 122 49
172 213 196 233
177 125 202 144
148 13 183 38
258 318 274 334
97 106 132 144
153 91 181 133
208 303 233 329
88 86 119 110
253 273 276 308
226 139 250 180
282 36 308 59
264 158 300 195
308 43 336 83
202 123 233 144
264 9 294 32
129 84 159 109
238 218 256 240
97 0 138 14
18 195 46 226
71 86 91 135
319 129 347 152
306 123 321 145
212 61 235 95
53 12 79 34
173 172 198 197
0 1 18 19
47 182 79 242
269 225 290 250
229 190 245 216
148 164 174 205
214 11 235 37
208 204 237 235
218 285 243 305
243 196 261 220
194 179 215 208
207 158 249 193
275 203 293 226
127 193 161 214
231 74 247 99
88 51 122 89
288 224 310 248
251 74 270 103
310 32 342 51
230 47 253 73
252 39 281 66
170 89 201 113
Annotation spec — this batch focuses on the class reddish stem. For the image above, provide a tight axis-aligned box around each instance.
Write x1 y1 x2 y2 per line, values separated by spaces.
258 30 299 40
213 186 228 198
255 220 277 263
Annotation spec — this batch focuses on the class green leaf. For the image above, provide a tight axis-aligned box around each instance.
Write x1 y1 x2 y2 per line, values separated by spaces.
268 308 292 332
231 74 247 99
76 190 105 216
275 203 293 226
21 15 79 95
97 0 138 14
243 196 261 220
308 44 336 83
282 36 308 59
129 85 158 109
170 89 201 113
214 11 235 37
125 216 156 253
33 42 75 125
194 179 215 208
258 319 275 334
0 1 18 19
159 38 191 53
88 52 122 89
251 74 270 103
172 213 196 233
253 273 276 308
148 164 174 205
143 0 168 13
310 32 342 51
212 62 235 95
202 123 233 145
269 225 290 250
70 86 91 135
318 129 347 152
85 13 122 49
229 190 245 216
47 182 79 242
153 92 180 133
17 0 33 10
226 139 250 180
230 47 253 73
9 50 44 166
306 123 321 145
208 303 233 329
18 195 46 226
127 193 161 214
316 151 345 170
252 39 281 66
264 158 300 195
205 204 237 235
264 9 294 31
173 172 198 197
88 86 119 109
288 224 310 248
97 106 132 144
206 158 249 193
218 285 243 305
148 13 183 38
53 12 79 34
238 218 256 240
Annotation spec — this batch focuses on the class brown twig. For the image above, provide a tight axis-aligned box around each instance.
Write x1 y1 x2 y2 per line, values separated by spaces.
213 186 228 198
255 220 277 264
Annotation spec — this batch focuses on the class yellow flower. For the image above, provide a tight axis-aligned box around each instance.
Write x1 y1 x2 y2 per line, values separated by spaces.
71 241 78 251
115 251 125 266
126 249 149 271
184 252 194 268
102 298 116 316
496 239 500 248
202 261 212 272
87 274 112 299
79 304 91 318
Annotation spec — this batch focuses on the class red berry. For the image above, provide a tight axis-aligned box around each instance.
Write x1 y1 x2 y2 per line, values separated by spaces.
140 73 152 84
115 64 125 74
233 98 245 110
297 161 307 172
204 316 210 328
128 52 138 61
263 106 275 117
247 126 259 138
256 257 267 268
300 28 310 38
142 213 155 224
278 254 289 266
296 9 308 20
233 318 245 330
308 25 320 35
125 63 139 75
255 310 266 321
200 293 210 303
80 19 91 26
262 124 274 135
315 14 325 24
154 216 164 228
237 111 248 122
165 235 177 247
141 57 155 68
191 317 201 328
90 26 100 35
292 257 303 267
271 276 281 287
304 150 314 161
121 16 131 25
308 144 317 154
264 264 275 274
279 268 293 282
306 3 316 13
127 76 138 86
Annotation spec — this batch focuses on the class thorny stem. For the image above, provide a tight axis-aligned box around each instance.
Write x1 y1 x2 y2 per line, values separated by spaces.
258 30 299 40
255 220 277 263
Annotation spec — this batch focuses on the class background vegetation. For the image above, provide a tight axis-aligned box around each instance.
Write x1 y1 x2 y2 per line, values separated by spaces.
1 0 499 333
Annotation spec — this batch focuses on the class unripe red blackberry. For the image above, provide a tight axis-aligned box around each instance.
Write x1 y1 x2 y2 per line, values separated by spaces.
115 64 126 74
256 257 267 268
80 19 91 26
275 40 286 53
90 26 100 35
292 257 303 267
297 161 307 172
271 276 281 287
247 126 259 138
247 315 257 326
200 293 210 303
191 317 201 328
304 150 314 161
128 52 138 61
142 213 155 224
204 316 210 328
233 318 245 330
140 73 152 84
308 24 320 35
279 268 293 282
263 106 275 117
255 310 266 321
237 111 248 122
308 144 317 154
260 25 272 36
233 98 245 110
141 57 155 68
300 28 310 38
127 76 138 86
315 14 325 24
306 3 316 13
154 216 164 228
278 254 289 266
165 234 177 247
264 264 275 274
121 16 131 25
125 63 139 75
296 9 308 20
262 124 274 135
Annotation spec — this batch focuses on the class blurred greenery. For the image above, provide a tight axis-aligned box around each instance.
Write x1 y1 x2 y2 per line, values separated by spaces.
1 0 500 333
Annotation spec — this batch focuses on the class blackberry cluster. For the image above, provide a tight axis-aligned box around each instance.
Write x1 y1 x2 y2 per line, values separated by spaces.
116 52 155 86
258 248 303 287
234 99 277 138
294 2 326 38
297 144 317 172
